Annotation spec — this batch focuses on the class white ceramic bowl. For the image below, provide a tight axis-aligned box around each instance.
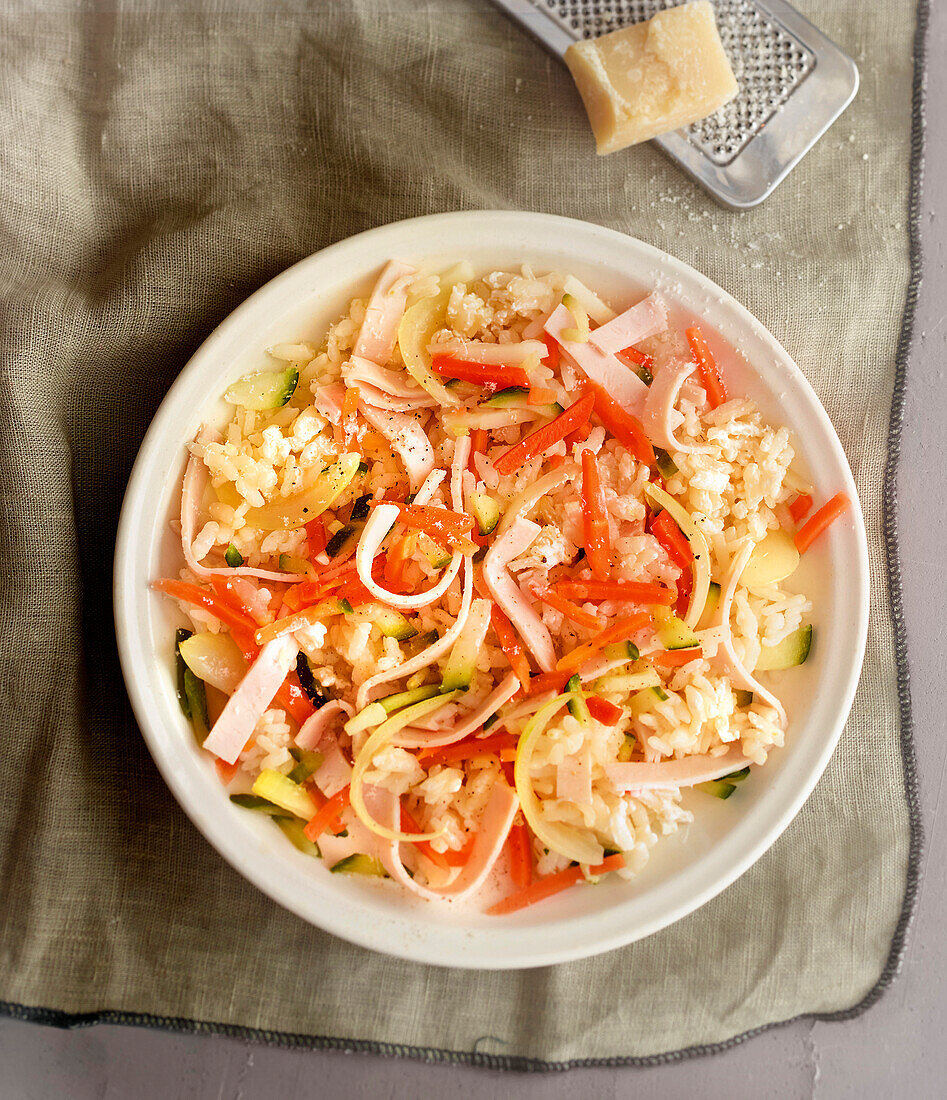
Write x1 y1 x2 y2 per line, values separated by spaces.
114 211 869 969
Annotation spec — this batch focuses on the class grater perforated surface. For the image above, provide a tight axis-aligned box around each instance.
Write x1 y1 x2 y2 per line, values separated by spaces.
543 0 815 166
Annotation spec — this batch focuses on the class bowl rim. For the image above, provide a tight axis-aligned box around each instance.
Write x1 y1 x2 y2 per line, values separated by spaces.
114 210 869 969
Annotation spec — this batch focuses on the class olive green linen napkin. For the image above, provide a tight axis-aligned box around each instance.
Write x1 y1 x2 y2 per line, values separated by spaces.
0 0 921 1064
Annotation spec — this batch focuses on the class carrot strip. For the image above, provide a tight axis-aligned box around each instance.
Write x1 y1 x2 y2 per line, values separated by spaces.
507 821 533 888
384 532 417 591
585 696 624 725
152 579 257 635
546 454 565 471
528 386 557 406
469 428 489 477
432 355 530 389
553 580 676 605
794 492 850 553
342 385 360 443
304 785 351 843
487 853 626 915
580 448 611 580
531 585 603 631
215 758 240 784
616 345 654 371
416 732 519 768
394 503 475 546
490 604 532 686
274 677 315 725
651 648 702 668
523 670 571 697
686 326 727 409
582 380 656 466
442 834 477 867
788 493 814 523
556 613 651 674
400 805 451 870
493 392 594 476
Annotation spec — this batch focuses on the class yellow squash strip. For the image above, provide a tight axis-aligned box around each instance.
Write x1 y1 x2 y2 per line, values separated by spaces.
350 691 461 842
514 694 606 866
243 453 362 532
397 286 461 407
644 482 711 631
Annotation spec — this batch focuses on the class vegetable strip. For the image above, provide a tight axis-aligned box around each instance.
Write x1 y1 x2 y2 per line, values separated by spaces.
507 821 533 888
789 493 814 524
651 510 693 571
492 393 594 475
580 448 611 580
794 492 850 553
152 579 258 635
553 579 676 605
304 785 351 843
556 613 651 674
431 355 530 389
685 326 727 409
487 853 626 915
530 585 603 631
582 380 656 465
490 603 532 687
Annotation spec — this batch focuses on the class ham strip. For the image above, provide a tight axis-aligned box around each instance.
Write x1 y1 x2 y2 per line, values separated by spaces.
364 781 519 902
353 259 416 366
710 541 788 724
588 294 668 355
202 636 298 764
641 358 711 455
359 403 434 492
345 355 436 409
313 382 345 422
607 746 747 791
180 428 308 583
545 305 649 416
482 518 557 672
294 699 353 751
395 673 520 749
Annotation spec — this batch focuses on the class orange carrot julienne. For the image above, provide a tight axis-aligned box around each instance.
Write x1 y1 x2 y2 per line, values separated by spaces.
417 732 518 768
394 503 475 546
490 604 532 686
686 326 727 409
442 834 477 867
788 493 814 524
553 579 676 605
580 448 611 581
528 386 557 405
469 428 489 476
556 613 651 674
530 584 603 631
215 758 240 784
400 805 451 870
651 509 693 571
541 334 560 369
304 785 351 843
431 355 530 389
582 380 656 466
794 492 850 553
342 385 360 441
522 670 571 697
507 821 533 888
493 392 594 475
487 853 626 915
651 647 702 667
152 579 257 635
546 454 565 471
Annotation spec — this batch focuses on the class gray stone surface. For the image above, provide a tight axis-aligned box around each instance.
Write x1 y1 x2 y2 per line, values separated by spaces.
2 5 944 1098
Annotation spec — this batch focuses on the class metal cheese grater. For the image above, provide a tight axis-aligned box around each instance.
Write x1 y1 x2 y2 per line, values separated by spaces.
491 0 859 209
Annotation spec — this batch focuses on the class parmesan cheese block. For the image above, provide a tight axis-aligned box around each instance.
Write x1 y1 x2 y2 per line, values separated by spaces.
564 1 738 155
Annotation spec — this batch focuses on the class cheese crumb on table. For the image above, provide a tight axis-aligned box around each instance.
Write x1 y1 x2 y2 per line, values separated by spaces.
564 1 738 156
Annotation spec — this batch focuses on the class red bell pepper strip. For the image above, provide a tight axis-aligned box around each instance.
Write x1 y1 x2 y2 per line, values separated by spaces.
651 510 693 571
556 613 651 674
553 579 676 605
522 670 571 697
487 853 626 915
442 834 477 867
541 334 560 370
582 380 656 466
416 731 519 769
788 493 814 524
617 345 654 373
507 820 533 888
469 428 489 476
431 355 530 389
794 492 850 553
580 448 611 581
306 517 327 559
585 696 624 725
493 392 595 476
490 604 533 687
686 326 728 409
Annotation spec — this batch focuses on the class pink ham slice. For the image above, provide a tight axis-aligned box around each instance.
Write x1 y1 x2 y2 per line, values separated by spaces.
180 428 308 584
363 780 519 902
202 635 298 764
345 355 436 409
294 699 353 750
482 517 557 672
312 383 345 422
358 403 435 492
641 358 711 456
545 305 649 416
607 745 747 791
353 260 416 367
709 541 788 725
588 294 668 356
395 673 520 749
